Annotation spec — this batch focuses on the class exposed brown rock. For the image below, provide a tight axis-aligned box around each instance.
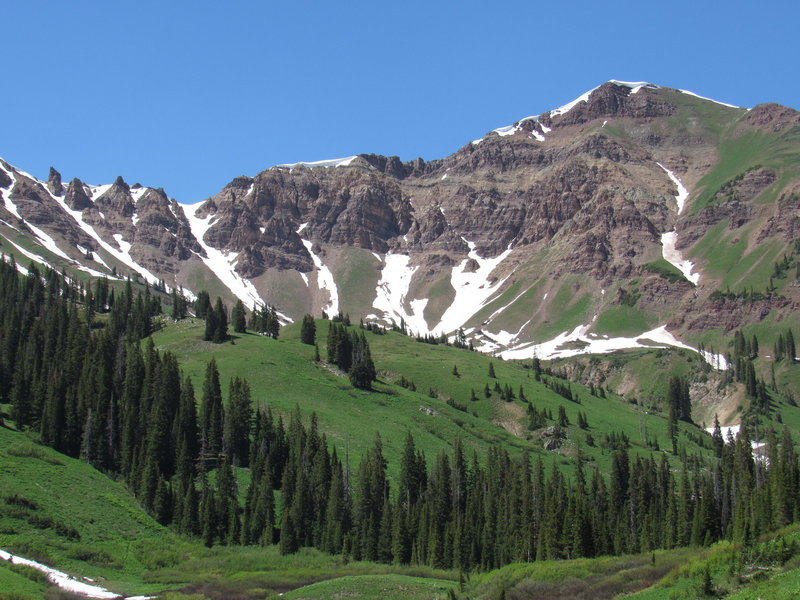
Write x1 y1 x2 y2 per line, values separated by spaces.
65 178 92 211
47 167 63 196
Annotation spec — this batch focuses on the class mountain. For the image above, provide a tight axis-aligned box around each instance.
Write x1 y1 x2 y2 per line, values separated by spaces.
1 80 798 363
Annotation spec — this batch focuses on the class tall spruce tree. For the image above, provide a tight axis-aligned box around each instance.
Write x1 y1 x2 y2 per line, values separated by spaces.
301 314 316 345
200 359 224 466
230 299 247 333
223 376 252 467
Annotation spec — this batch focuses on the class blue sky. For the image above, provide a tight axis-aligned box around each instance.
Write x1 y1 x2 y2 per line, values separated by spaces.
2 0 798 203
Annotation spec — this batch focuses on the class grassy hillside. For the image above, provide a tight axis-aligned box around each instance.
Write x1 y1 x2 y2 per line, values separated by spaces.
0 425 459 600
0 426 184 598
451 524 800 600
151 316 722 480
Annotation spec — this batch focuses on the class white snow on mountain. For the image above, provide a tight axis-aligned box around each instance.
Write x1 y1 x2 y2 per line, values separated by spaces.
182 203 264 309
472 116 544 145
551 80 657 118
679 89 742 109
658 164 700 285
0 163 130 280
297 223 339 317
276 156 357 170
371 253 429 334
0 163 23 219
658 163 689 215
499 323 728 370
432 239 513 336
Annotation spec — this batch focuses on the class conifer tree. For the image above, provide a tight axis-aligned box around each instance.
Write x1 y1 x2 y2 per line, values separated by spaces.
231 299 247 333
223 376 252 467
212 297 228 343
200 359 224 466
195 291 211 319
301 314 316 345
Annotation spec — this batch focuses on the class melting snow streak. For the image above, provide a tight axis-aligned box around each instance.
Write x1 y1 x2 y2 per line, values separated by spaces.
657 164 699 285
297 224 339 317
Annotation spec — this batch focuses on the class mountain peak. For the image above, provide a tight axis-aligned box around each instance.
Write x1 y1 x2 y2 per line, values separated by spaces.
47 166 63 196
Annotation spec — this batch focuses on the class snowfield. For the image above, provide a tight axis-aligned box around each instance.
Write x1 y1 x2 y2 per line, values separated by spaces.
0 549 152 599
499 323 729 370
371 253 429 334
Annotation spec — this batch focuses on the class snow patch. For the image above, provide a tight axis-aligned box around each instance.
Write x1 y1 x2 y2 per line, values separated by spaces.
661 232 700 285
0 218 21 232
432 240 513 335
500 324 728 370
5 238 54 271
276 156 357 170
704 423 765 452
88 184 113 200
550 80 657 118
0 164 22 219
484 286 531 324
371 253 428 334
0 549 151 599
550 87 596 118
26 222 72 262
181 204 264 308
658 163 689 215
657 164 699 285
36 179 161 284
472 115 546 146
608 80 655 94
297 223 339 317
679 89 741 109
478 317 533 350
130 186 149 204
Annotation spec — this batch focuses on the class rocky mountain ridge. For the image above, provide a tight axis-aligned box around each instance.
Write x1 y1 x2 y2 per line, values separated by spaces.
1 80 798 362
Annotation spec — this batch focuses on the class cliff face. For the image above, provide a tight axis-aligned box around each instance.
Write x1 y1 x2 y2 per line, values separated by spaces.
1 81 798 356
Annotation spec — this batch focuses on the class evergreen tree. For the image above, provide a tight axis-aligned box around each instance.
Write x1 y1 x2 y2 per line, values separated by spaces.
195 291 211 319
301 314 316 345
200 359 224 466
231 299 247 333
212 297 228 343
223 376 252 467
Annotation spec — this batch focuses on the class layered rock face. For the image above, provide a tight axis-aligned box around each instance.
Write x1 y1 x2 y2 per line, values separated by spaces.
1 81 798 353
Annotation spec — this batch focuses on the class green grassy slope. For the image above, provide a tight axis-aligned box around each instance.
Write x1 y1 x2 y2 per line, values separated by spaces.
0 426 183 598
152 317 718 481
455 524 800 600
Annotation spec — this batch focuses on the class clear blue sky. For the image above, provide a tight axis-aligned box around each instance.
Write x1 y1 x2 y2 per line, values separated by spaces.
2 0 798 203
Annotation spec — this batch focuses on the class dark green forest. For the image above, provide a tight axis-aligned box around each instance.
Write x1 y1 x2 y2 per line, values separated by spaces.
1 257 799 575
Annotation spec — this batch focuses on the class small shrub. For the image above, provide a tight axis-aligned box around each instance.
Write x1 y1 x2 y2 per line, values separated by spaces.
5 495 40 511
67 547 119 569
6 444 64 466
4 561 49 585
